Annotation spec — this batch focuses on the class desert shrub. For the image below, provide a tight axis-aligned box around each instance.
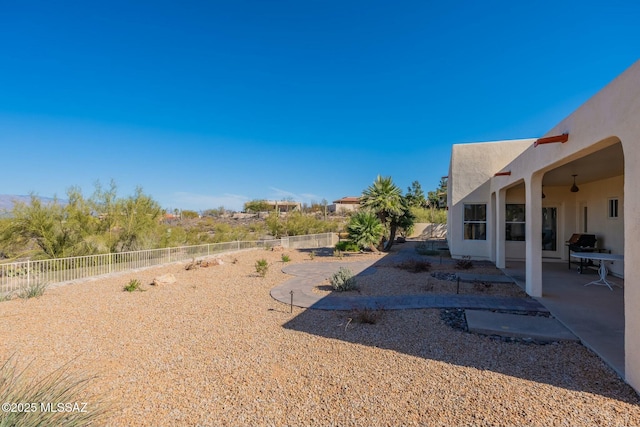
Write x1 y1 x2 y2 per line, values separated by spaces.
17 281 47 299
281 254 291 263
255 259 269 277
353 307 384 324
123 278 142 292
396 259 432 273
309 250 316 260
265 211 341 238
472 280 492 292
330 267 357 291
346 210 384 251
455 256 474 270
0 292 14 302
335 240 360 252
0 356 110 426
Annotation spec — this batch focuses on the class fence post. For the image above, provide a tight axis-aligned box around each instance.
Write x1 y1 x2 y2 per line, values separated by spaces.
167 248 171 263
27 259 30 287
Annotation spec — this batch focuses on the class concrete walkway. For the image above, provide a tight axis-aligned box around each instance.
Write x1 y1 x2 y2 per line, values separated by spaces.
270 254 548 313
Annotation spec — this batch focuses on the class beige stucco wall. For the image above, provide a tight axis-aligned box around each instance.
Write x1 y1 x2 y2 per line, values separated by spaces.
448 60 640 391
447 139 533 260
410 222 447 239
571 175 625 276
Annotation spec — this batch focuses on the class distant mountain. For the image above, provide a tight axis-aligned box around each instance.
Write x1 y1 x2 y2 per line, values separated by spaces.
0 194 62 214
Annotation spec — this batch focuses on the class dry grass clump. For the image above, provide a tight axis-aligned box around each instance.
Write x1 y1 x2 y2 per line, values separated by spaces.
0 356 109 427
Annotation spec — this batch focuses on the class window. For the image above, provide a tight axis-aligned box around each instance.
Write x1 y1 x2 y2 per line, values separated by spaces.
505 204 525 241
464 204 486 240
608 198 619 219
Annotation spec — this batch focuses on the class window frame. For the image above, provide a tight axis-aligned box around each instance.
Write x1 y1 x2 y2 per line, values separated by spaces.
608 198 619 219
463 203 487 240
505 204 526 241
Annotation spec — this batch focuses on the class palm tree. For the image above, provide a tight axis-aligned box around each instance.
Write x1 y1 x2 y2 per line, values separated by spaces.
360 175 406 251
347 211 384 252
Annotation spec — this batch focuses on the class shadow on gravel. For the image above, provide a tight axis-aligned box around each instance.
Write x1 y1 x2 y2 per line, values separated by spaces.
282 241 640 405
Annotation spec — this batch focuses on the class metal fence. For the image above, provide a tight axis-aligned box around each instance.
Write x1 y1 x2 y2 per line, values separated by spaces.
0 233 337 294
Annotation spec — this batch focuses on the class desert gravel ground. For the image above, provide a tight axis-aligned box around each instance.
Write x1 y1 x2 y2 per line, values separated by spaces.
1 245 639 426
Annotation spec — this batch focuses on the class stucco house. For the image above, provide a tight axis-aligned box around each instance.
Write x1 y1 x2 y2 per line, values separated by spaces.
265 200 301 213
446 60 639 391
329 196 360 214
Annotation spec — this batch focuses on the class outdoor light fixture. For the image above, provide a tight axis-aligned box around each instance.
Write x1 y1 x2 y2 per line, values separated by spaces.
570 174 580 193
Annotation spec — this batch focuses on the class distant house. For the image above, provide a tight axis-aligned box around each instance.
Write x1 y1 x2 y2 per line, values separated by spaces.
329 197 360 214
265 200 301 213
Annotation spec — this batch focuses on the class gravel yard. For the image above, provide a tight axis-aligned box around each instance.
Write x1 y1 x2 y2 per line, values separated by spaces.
1 245 639 426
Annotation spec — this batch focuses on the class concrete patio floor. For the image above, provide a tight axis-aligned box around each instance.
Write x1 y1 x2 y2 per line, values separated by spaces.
503 260 625 379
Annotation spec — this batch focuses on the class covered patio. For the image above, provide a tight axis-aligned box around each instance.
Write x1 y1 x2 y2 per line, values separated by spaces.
504 260 625 378
447 60 640 391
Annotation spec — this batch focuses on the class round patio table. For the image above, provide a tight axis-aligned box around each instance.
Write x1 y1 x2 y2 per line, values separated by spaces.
571 252 624 291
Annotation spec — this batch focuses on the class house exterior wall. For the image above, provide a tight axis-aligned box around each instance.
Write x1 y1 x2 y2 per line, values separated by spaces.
336 203 359 214
572 175 625 276
446 60 640 391
447 139 533 260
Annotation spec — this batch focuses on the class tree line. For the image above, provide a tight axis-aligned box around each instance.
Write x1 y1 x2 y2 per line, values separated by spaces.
0 182 164 260
0 177 447 260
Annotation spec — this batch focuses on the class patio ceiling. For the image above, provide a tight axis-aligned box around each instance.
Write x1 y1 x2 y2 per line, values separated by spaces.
542 143 624 186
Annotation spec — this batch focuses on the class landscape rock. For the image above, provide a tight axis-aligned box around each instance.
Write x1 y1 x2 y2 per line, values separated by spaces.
185 261 200 270
152 273 176 286
271 245 284 252
201 258 224 267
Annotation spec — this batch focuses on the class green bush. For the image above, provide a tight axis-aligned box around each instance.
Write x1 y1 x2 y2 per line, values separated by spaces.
281 254 291 263
255 259 269 277
346 211 384 251
330 267 357 291
335 241 360 252
265 211 342 238
17 282 47 299
123 278 142 292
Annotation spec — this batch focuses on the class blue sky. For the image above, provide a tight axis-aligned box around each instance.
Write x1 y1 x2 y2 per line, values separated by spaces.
0 1 637 212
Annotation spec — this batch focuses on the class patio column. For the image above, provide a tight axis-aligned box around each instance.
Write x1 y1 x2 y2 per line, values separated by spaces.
495 188 506 269
524 174 543 297
623 133 640 391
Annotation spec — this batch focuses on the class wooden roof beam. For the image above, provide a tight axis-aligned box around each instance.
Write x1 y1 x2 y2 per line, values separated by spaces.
534 133 569 147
